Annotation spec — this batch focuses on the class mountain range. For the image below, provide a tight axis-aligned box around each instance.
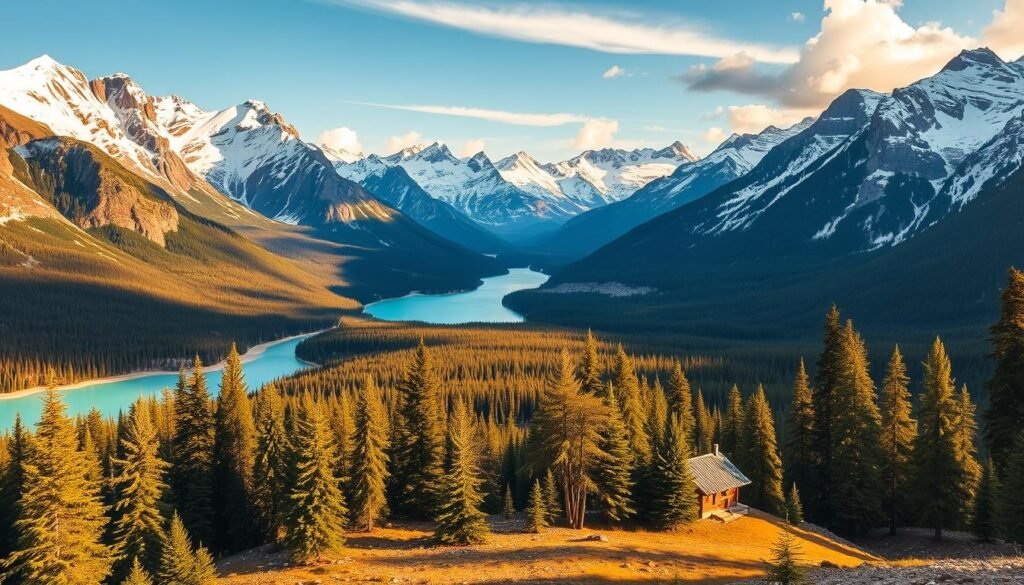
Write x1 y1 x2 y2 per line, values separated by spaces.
507 48 1024 342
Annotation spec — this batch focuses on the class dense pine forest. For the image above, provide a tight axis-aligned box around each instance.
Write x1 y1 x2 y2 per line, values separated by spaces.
3 269 1024 583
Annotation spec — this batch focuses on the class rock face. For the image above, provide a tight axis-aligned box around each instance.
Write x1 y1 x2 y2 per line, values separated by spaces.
15 138 179 246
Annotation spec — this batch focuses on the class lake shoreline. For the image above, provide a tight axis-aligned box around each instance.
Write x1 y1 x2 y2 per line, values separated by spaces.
0 329 328 402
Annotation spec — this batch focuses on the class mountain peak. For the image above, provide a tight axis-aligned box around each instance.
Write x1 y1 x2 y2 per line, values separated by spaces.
467 151 494 172
21 54 62 71
941 47 1006 73
415 142 457 163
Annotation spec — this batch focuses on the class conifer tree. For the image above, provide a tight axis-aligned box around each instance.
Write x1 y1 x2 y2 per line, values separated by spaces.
122 557 154 585
740 386 785 515
984 268 1024 472
172 357 216 549
503 484 515 519
593 382 635 523
80 426 105 489
721 385 744 457
111 398 169 578
693 389 713 455
612 345 650 465
6 384 113 584
811 305 843 524
392 340 446 518
1000 433 1024 543
350 376 390 532
784 359 815 499
667 361 695 441
531 349 609 529
577 329 603 395
0 414 27 557
764 527 807 585
786 483 804 525
435 401 490 545
879 345 916 534
285 394 348 562
972 457 1000 542
954 385 982 528
829 321 883 535
525 480 548 533
252 384 291 542
650 415 698 528
158 513 216 585
542 469 561 524
213 343 257 552
913 338 973 540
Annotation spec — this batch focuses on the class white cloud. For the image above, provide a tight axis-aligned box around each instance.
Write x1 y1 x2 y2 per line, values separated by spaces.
459 139 486 157
332 0 799 63
984 0 1024 60
702 127 728 144
574 118 619 150
685 0 980 109
603 65 626 79
315 126 363 155
725 105 814 134
353 102 588 127
790 12 806 23
385 131 424 153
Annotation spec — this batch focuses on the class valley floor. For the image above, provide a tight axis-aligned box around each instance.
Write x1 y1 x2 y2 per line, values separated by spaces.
215 510 875 584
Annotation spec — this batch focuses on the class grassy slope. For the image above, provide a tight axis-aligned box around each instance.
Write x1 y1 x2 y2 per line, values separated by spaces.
215 511 874 585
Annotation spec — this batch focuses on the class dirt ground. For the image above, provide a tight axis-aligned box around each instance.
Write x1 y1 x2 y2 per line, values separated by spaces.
215 510 876 584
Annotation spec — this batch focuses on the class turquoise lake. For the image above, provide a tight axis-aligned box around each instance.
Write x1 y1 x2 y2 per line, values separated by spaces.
0 268 549 432
0 335 312 432
363 267 549 324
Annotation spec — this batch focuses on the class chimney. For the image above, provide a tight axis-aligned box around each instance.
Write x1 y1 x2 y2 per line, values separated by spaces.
713 443 720 456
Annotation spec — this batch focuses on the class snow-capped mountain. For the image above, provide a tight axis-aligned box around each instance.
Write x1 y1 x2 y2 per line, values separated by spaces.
539 122 809 259
543 48 1024 293
494 142 696 212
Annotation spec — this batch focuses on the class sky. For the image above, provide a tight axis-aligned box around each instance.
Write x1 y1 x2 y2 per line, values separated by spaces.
1 0 1022 161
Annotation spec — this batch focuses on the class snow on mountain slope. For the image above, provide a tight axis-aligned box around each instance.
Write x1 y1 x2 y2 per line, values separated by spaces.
935 112 1024 214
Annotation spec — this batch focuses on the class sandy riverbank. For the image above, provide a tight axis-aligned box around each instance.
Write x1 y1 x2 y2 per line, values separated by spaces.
0 329 328 401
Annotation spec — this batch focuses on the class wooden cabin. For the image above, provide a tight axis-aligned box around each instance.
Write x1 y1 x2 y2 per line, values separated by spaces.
687 445 752 520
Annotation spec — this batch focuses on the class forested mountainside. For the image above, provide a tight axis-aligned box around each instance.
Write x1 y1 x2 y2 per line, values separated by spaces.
509 49 1024 346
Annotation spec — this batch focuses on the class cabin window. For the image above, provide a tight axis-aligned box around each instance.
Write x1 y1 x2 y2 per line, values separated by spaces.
712 493 717 504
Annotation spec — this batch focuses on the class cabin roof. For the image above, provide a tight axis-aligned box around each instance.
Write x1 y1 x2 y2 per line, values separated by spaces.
687 453 751 495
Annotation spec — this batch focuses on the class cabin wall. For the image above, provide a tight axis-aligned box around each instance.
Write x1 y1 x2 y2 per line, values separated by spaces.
698 487 740 518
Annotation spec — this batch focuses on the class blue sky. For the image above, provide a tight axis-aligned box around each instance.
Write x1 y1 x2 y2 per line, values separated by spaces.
0 0 1017 161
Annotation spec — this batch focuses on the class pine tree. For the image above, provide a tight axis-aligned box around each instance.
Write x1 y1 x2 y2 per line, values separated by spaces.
913 337 973 540
593 382 635 523
879 345 916 534
525 480 548 533
693 389 713 455
721 385 744 457
331 390 356 491
392 340 446 518
502 484 515 519
667 360 694 440
0 414 28 557
435 401 490 545
213 343 257 553
158 513 216 585
650 415 698 528
6 384 113 584
252 384 291 542
542 469 561 524
577 329 603 395
784 359 815 500
531 349 610 529
612 345 650 465
111 398 169 578
740 386 785 516
954 385 982 529
172 357 216 549
285 394 348 562
764 526 807 585
1000 433 1024 543
351 376 391 532
811 305 843 525
121 557 154 585
972 457 1000 542
786 483 804 525
829 321 883 535
984 268 1024 473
